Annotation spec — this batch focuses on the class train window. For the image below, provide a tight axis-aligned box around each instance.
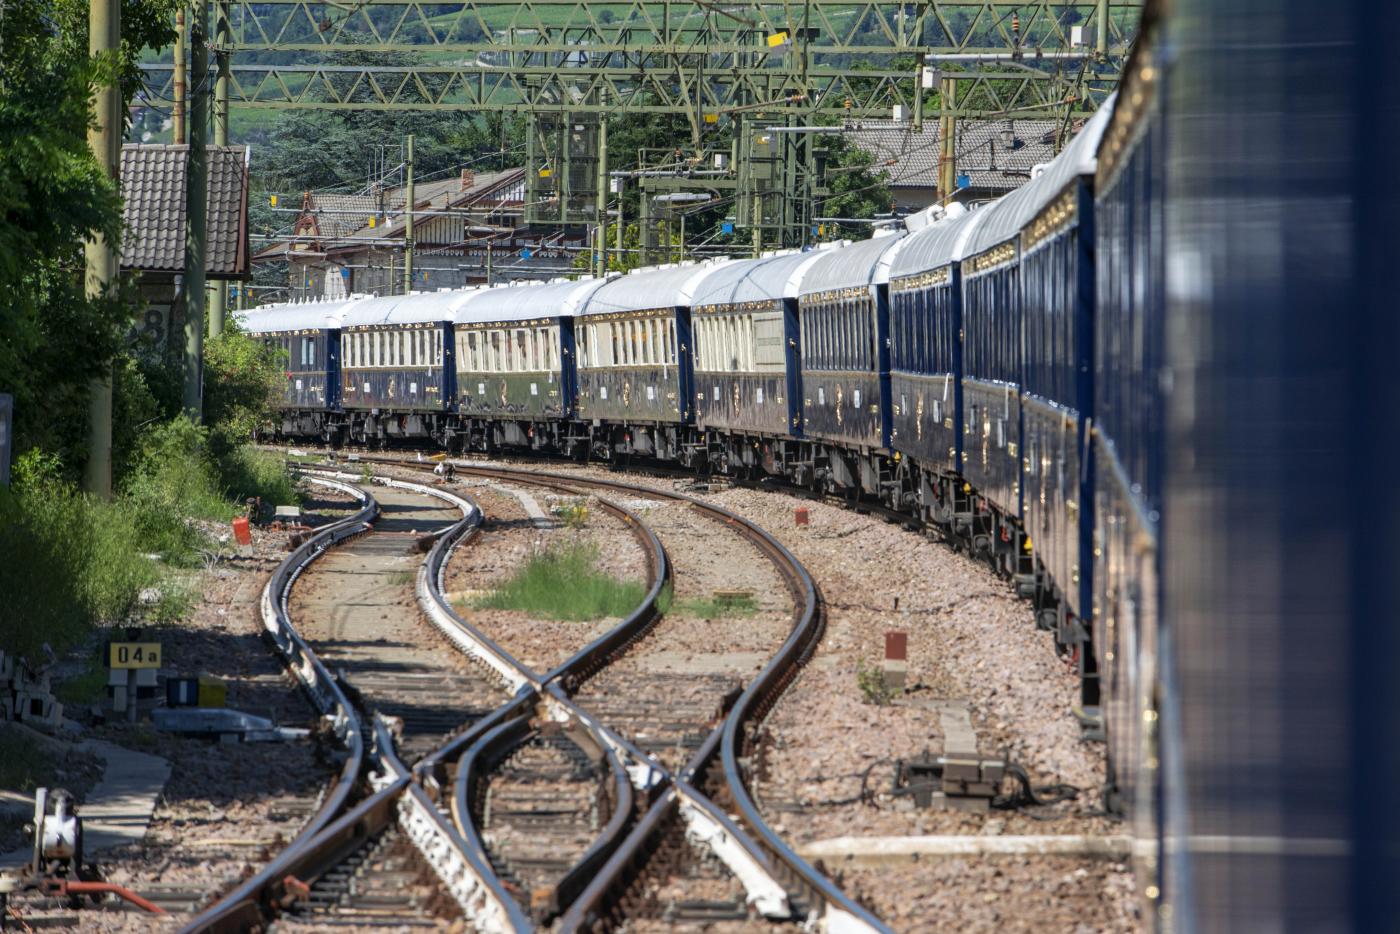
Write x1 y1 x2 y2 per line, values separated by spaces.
435 329 443 367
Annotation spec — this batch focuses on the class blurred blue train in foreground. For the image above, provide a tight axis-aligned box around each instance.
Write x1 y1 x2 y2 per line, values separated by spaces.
242 0 1400 927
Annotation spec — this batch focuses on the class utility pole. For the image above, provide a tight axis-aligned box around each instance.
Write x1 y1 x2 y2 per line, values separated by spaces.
208 0 231 338
1097 0 1110 57
615 178 624 272
938 75 958 204
595 103 608 277
182 0 209 420
83 0 120 497
172 7 185 143
403 134 414 295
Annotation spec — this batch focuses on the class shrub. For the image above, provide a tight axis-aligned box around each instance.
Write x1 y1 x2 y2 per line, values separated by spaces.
122 417 227 564
0 454 160 660
856 658 896 706
473 543 647 621
203 327 285 454
217 446 300 506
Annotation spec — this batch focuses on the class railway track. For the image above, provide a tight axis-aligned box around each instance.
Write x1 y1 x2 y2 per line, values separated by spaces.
352 455 891 933
180 452 889 932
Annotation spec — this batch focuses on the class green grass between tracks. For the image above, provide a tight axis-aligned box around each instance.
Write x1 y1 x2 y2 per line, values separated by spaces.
470 542 648 622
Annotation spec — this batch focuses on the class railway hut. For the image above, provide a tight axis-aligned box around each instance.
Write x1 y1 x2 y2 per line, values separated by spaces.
1091 8 1165 913
886 206 988 530
795 231 906 496
685 248 831 478
450 277 607 454
237 296 365 439
574 260 733 464
336 291 468 446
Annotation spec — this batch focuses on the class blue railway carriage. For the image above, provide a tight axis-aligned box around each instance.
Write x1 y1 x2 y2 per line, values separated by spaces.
575 261 731 463
686 249 830 477
795 232 906 495
958 184 1036 534
451 277 605 453
337 292 464 445
886 206 987 527
1013 100 1114 687
1092 8 1164 919
237 298 363 438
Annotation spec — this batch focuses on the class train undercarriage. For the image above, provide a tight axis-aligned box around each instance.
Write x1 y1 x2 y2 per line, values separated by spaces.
263 405 1103 754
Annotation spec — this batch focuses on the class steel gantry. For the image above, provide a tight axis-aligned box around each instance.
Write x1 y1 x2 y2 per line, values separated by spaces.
148 1 1142 252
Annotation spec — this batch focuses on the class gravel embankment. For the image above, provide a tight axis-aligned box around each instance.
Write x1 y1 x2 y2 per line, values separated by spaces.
461 459 1141 932
440 480 647 674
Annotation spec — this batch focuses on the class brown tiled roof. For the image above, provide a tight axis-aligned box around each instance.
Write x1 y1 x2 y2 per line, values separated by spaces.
254 168 526 262
121 144 249 278
336 168 527 242
845 119 1069 193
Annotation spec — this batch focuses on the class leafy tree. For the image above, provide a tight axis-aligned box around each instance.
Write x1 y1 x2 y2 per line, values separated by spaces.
571 222 682 274
202 325 286 454
0 0 178 478
819 137 894 239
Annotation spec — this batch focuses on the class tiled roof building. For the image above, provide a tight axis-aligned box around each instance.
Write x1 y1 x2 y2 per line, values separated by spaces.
845 118 1079 209
120 144 250 278
255 167 579 298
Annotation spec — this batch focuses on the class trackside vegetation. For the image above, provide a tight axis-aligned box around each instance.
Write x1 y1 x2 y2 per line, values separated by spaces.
0 0 306 667
471 543 648 621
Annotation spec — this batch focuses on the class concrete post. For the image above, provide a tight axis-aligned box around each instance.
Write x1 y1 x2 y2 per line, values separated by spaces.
208 0 231 338
1097 0 1109 57
938 75 957 204
173 8 186 144
182 0 209 420
83 0 120 497
615 178 624 272
403 134 414 295
595 108 608 277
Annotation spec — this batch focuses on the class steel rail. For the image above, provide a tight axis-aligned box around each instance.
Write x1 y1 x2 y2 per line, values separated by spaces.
182 475 377 932
185 470 539 932
431 461 891 932
347 460 673 928
323 455 889 930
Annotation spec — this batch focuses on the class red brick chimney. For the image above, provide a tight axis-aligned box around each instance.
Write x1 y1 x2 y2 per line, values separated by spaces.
460 169 476 191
